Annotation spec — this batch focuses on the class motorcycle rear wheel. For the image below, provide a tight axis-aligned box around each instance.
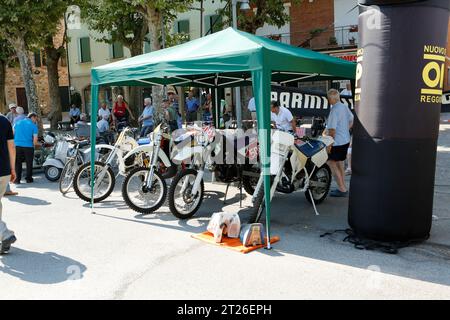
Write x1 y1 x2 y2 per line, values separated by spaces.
304 164 331 204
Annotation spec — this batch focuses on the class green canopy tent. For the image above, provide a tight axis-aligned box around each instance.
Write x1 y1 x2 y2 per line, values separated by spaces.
89 27 355 248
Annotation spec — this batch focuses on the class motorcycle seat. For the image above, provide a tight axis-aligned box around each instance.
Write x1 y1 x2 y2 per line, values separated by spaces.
138 138 151 145
295 139 325 158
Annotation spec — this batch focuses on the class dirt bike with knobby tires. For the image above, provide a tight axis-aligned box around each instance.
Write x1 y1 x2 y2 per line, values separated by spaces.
248 131 334 224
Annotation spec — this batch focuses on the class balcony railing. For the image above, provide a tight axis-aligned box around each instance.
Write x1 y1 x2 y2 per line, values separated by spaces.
264 25 359 51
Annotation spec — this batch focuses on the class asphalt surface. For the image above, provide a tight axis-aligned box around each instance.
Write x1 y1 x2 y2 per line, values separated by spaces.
1 115 450 299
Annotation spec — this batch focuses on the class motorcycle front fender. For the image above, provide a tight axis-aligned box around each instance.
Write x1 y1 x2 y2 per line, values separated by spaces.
173 146 204 163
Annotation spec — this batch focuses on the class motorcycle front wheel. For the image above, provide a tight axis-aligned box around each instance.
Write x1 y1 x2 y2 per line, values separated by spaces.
73 161 115 203
168 169 204 220
122 167 167 214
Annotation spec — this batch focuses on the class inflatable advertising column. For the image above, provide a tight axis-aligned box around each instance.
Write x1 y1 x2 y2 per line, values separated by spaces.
349 0 450 242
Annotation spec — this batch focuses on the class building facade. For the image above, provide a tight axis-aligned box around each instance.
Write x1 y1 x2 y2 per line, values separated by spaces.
4 25 70 115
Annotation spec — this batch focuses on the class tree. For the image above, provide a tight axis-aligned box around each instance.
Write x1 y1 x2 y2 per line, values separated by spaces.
0 38 15 114
220 0 299 34
0 0 71 130
128 0 196 115
80 0 149 123
219 0 301 119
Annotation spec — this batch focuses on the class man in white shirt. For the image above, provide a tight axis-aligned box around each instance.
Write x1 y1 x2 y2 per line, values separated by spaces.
248 97 256 121
98 102 111 123
325 89 354 197
271 100 296 132
97 115 109 133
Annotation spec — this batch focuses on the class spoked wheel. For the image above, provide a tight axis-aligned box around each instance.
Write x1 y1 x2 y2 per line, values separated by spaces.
59 158 77 194
73 161 115 203
122 167 167 214
305 164 331 204
168 169 204 220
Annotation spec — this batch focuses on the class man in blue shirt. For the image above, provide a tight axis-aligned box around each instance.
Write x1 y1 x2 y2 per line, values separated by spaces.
0 114 17 253
325 89 354 197
13 112 39 183
69 104 81 128
139 97 154 137
185 90 199 123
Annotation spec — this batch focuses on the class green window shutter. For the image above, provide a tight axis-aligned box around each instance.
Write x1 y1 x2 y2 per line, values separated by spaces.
112 42 124 59
177 20 190 35
144 35 151 53
79 37 91 63
34 51 41 67
210 15 222 34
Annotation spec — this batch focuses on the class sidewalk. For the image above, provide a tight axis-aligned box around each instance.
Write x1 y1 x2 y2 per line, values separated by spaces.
0 115 449 299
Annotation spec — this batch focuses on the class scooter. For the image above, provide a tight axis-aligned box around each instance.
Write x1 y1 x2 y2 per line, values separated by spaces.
43 134 112 182
248 130 334 223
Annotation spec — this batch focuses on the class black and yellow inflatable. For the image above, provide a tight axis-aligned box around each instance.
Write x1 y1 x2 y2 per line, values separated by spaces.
349 0 450 241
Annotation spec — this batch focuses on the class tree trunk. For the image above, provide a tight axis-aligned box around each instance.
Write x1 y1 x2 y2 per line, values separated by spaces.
9 36 43 132
128 43 144 126
0 60 6 114
146 6 164 119
45 44 62 130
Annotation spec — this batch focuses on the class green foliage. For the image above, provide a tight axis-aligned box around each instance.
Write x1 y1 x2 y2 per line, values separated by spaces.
79 0 148 52
0 37 14 64
0 0 70 49
218 0 301 34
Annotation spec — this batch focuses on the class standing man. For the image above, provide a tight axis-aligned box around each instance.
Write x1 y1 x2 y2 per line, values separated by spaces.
248 97 257 121
325 89 354 197
13 106 26 125
163 98 178 132
69 104 81 128
6 103 18 123
270 100 296 133
340 83 353 96
0 114 17 254
13 112 39 184
185 90 199 123
138 97 154 137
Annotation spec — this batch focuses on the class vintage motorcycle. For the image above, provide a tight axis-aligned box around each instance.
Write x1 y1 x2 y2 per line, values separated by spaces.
73 127 152 203
167 125 260 220
248 130 334 223
121 123 179 214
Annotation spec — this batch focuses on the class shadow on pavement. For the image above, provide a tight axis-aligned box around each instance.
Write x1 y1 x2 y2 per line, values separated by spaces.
5 196 51 206
0 248 86 284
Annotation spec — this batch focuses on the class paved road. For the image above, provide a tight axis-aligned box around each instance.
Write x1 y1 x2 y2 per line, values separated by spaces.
1 115 450 299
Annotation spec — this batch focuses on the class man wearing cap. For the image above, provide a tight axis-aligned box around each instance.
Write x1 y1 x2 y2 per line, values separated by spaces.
13 113 39 183
163 98 178 132
13 106 26 125
0 113 17 253
6 104 17 123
